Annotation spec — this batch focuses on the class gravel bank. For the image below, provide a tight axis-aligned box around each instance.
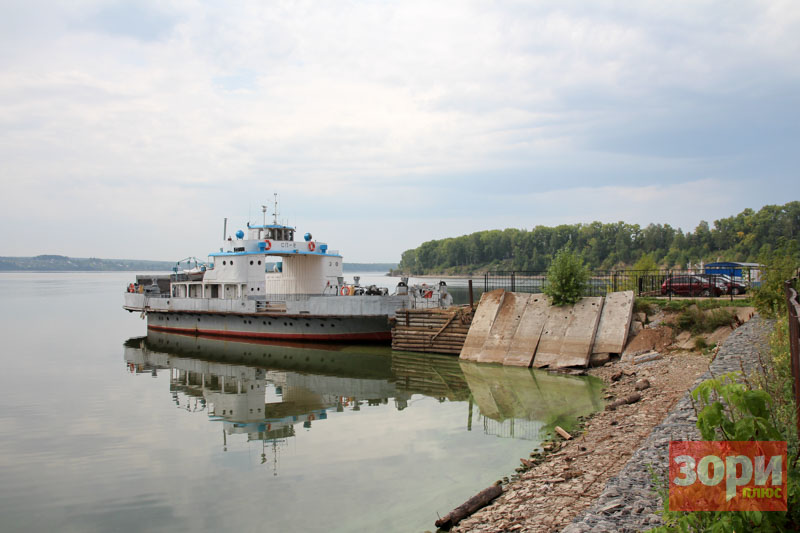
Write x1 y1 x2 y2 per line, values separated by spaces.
563 316 773 533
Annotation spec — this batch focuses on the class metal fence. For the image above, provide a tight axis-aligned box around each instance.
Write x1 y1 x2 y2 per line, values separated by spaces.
483 266 763 299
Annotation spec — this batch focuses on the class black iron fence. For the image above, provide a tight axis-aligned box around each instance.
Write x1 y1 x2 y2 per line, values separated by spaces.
482 267 763 299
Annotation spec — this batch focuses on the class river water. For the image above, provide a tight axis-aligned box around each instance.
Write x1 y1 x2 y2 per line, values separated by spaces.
0 272 604 532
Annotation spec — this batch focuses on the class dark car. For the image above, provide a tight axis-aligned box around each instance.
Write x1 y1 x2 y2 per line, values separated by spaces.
661 275 724 297
699 274 748 295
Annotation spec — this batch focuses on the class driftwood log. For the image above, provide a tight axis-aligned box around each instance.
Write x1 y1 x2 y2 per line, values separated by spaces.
434 484 503 530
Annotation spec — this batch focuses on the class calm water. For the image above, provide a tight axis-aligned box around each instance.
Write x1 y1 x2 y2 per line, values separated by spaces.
0 272 604 532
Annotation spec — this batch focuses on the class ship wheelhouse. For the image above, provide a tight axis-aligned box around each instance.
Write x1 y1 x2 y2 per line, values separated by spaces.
169 221 343 303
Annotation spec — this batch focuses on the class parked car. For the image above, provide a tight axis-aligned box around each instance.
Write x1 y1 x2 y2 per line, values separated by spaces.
661 275 724 297
699 274 748 295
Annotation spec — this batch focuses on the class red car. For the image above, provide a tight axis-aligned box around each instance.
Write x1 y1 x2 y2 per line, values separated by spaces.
661 275 724 297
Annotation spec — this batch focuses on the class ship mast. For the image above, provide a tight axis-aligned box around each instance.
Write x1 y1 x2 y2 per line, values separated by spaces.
273 193 279 225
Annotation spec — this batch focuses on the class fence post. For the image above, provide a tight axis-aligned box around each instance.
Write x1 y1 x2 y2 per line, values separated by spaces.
785 279 800 439
468 279 474 310
511 272 515 293
484 272 488 292
668 270 672 301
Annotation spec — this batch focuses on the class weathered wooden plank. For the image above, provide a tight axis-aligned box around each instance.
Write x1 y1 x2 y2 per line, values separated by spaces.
459 290 505 361
533 297 604 368
503 293 549 367
477 292 531 363
592 290 634 354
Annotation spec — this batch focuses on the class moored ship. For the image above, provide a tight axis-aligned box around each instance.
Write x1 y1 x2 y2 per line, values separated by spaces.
123 201 451 342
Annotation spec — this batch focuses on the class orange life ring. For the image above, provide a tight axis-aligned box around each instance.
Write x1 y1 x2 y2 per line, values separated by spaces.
308 241 316 252
340 286 350 296
264 239 272 250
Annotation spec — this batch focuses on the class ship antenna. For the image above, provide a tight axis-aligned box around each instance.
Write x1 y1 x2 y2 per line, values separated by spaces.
273 193 279 225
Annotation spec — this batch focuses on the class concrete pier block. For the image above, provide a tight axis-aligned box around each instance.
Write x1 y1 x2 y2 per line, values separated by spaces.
533 297 604 368
459 290 505 361
592 290 634 355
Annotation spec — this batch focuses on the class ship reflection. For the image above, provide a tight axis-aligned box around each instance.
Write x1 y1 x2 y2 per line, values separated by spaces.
124 331 604 473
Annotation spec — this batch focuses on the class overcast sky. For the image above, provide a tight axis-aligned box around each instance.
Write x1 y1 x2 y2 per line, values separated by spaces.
1 1 798 262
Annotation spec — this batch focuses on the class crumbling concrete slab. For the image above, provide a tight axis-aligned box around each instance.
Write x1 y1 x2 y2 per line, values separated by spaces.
592 290 634 354
533 297 604 368
460 289 505 362
504 294 549 367
477 292 531 364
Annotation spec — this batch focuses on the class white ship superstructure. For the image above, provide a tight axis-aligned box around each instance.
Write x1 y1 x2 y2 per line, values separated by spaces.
124 200 451 342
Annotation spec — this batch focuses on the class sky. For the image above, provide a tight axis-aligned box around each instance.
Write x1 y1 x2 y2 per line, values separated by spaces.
1 0 798 262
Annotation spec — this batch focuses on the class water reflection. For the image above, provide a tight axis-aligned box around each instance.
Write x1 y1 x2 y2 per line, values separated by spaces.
125 331 603 462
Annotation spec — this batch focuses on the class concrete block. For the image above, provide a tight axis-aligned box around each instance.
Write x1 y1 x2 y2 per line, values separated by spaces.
593 291 634 354
533 297 604 368
477 292 531 364
459 290 505 361
504 294 549 367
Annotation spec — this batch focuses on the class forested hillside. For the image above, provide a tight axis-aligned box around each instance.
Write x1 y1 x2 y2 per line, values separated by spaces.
398 202 800 275
0 255 175 271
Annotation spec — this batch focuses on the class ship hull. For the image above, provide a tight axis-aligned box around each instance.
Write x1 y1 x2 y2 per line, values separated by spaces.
145 311 392 342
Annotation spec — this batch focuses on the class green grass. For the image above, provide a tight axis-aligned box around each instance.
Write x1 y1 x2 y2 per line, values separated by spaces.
674 307 736 334
636 296 753 313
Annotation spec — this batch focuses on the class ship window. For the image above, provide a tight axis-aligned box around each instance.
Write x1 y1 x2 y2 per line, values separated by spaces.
222 260 226 265
258 260 261 265
250 260 253 265
230 260 233 265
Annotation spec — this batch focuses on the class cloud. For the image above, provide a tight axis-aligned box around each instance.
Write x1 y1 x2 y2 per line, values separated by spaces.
0 1 798 261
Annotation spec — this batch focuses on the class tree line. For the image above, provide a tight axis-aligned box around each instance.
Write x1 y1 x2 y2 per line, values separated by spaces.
397 202 800 274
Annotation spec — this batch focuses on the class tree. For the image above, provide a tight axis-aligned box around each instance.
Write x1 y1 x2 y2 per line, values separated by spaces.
544 246 589 306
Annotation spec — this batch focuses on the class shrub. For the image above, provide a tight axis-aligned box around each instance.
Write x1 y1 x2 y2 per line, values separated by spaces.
675 307 735 334
693 337 709 352
753 248 799 317
544 246 589 306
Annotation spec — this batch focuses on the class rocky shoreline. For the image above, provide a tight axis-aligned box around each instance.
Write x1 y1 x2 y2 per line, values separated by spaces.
451 316 772 533
564 316 773 532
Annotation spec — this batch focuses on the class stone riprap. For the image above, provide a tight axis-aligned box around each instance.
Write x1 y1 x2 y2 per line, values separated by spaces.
562 316 773 533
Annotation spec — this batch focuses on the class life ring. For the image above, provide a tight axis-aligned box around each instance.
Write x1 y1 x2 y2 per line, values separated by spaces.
264 239 272 250
340 286 350 296
308 241 316 252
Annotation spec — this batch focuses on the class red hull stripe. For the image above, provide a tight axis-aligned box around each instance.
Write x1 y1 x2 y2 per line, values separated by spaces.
147 324 392 342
